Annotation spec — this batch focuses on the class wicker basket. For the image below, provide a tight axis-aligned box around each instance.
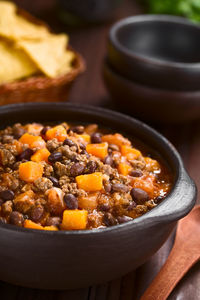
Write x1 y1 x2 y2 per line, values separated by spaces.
0 9 85 105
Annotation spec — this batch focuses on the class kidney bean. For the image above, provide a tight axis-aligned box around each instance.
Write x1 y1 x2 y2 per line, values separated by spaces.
85 161 97 174
48 152 62 163
40 127 48 136
0 199 3 206
130 170 143 177
64 194 78 209
130 188 149 204
70 163 85 177
91 132 102 144
68 126 84 134
9 211 24 227
46 216 61 226
118 216 132 224
104 155 113 166
103 213 117 227
18 148 33 161
79 142 86 150
112 183 129 193
30 206 44 222
127 201 137 211
0 190 14 201
98 203 110 212
48 176 60 187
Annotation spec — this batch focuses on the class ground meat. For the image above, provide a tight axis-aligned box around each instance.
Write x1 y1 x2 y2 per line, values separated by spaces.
129 159 146 170
62 182 79 194
46 138 61 152
58 145 77 161
13 194 35 214
1 173 20 191
0 148 16 166
112 192 131 207
33 177 53 193
87 210 104 228
55 162 71 177
59 175 71 186
12 123 26 139
1 200 13 216
1 135 14 144
41 162 54 177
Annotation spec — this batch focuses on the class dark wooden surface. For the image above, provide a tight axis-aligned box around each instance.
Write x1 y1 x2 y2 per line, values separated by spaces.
4 0 200 299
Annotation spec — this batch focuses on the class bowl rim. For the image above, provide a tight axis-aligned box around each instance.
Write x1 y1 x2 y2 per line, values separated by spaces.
104 58 200 96
109 14 200 69
0 102 196 236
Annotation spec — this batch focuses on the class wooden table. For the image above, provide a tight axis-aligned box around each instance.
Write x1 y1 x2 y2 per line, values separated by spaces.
3 0 200 299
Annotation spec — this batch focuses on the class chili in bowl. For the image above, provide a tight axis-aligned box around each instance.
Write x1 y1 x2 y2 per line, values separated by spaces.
0 103 196 289
0 120 171 231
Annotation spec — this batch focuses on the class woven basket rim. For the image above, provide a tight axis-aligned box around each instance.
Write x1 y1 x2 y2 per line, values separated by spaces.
0 8 85 92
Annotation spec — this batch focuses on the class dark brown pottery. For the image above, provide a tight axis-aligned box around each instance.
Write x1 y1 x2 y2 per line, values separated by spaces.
0 103 196 289
108 15 200 91
103 59 200 123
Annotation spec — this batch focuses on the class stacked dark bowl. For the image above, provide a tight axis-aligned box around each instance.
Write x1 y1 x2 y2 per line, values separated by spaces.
103 15 200 123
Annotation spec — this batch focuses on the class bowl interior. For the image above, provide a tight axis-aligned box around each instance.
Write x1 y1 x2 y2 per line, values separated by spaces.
115 17 200 64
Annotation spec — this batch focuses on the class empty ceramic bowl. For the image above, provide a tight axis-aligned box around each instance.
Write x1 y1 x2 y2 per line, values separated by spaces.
103 59 200 123
108 15 200 91
0 103 196 289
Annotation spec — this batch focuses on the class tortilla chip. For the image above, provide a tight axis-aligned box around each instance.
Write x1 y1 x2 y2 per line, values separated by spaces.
0 39 38 84
0 1 49 41
17 34 69 77
56 50 75 76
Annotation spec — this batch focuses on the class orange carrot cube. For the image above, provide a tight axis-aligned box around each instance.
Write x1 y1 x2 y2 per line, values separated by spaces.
19 161 43 182
76 172 103 192
61 209 88 230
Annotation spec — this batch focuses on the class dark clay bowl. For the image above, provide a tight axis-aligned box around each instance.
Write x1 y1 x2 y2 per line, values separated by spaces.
103 59 200 123
108 15 200 91
0 103 196 290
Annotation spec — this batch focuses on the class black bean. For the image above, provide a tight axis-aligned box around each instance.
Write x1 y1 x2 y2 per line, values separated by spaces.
79 142 86 150
9 211 24 227
112 183 129 193
17 148 33 161
127 201 137 211
70 163 85 177
30 206 44 222
63 138 77 150
48 152 62 163
85 161 97 174
48 176 60 187
64 194 78 209
0 190 14 201
68 126 84 134
103 181 112 193
91 132 102 144
98 203 110 212
130 188 149 204
40 127 48 136
103 213 117 227
46 216 61 226
104 155 113 166
118 216 132 224
80 150 90 158
130 170 143 177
